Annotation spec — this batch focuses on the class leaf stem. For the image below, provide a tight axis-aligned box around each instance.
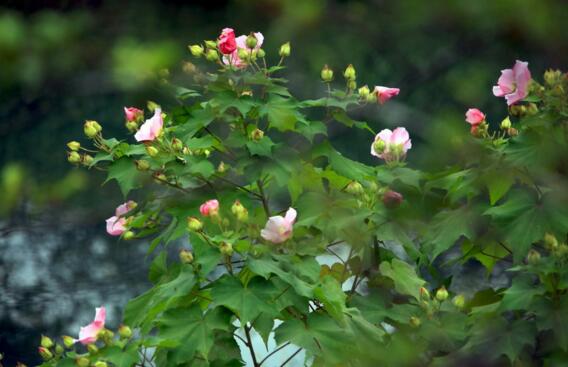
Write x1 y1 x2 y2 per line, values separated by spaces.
259 342 291 365
244 323 261 367
280 347 302 366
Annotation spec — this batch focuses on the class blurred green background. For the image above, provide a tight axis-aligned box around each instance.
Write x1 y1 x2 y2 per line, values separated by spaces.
1 0 567 364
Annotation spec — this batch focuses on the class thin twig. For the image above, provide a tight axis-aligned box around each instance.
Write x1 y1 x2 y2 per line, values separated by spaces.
259 342 291 365
244 324 260 367
280 347 302 367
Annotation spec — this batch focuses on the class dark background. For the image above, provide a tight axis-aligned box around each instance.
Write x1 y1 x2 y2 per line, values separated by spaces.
1 0 567 364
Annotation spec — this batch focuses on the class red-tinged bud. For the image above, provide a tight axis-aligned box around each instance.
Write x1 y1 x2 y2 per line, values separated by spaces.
383 190 403 208
67 141 81 151
321 65 333 82
171 138 183 152
62 335 75 348
507 127 519 137
419 287 430 300
41 335 54 348
527 249 541 265
38 347 53 360
452 294 466 309
220 242 233 256
409 316 421 328
435 286 449 302
146 146 159 157
179 249 194 264
76 357 90 367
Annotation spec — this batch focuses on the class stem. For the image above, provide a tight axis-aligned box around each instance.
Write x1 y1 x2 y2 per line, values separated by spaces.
259 342 291 365
244 323 260 367
280 347 302 367
257 179 271 217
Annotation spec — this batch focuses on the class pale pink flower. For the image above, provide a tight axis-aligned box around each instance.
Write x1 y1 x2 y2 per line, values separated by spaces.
75 306 106 345
465 108 486 126
374 86 400 104
371 127 412 162
124 107 143 122
492 60 531 105
134 108 163 142
200 199 220 216
106 201 136 236
218 28 237 55
261 207 296 244
223 32 264 68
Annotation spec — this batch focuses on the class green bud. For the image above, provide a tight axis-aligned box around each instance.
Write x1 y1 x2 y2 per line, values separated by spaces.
41 335 54 348
250 128 264 141
365 92 376 103
55 344 64 355
231 200 249 222
500 116 512 129
217 161 227 173
527 249 541 265
38 347 53 360
343 64 356 81
321 65 333 82
67 141 81 151
171 138 183 152
203 149 211 158
206 49 219 62
118 325 132 339
345 181 364 195
62 335 75 348
409 316 421 328
452 294 466 309
435 286 449 302
544 69 562 86
256 48 265 58
68 151 81 164
188 44 204 57
82 154 94 166
122 231 135 240
125 121 138 132
246 33 258 49
204 40 217 49
187 216 203 231
84 120 101 138
358 85 370 99
527 103 538 115
76 357 90 367
544 233 558 249
87 343 98 354
147 101 160 112
153 173 167 184
237 48 249 61
94 362 108 367
419 287 430 301
220 242 233 256
372 139 386 154
135 160 150 171
279 42 291 57
146 146 159 157
179 249 194 264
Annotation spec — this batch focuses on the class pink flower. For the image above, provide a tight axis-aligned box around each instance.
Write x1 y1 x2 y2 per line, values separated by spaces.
492 60 531 105
223 32 264 68
134 108 163 142
106 201 136 236
374 86 400 104
124 107 143 122
218 28 237 55
200 199 220 216
261 207 296 244
371 127 412 162
465 108 486 126
75 306 106 345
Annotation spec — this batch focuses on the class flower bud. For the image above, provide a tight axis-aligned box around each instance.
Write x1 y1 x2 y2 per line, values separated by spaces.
246 33 258 49
84 120 101 138
118 325 132 339
358 85 370 99
82 154 94 166
38 347 53 360
347 80 357 90
182 61 197 74
409 316 421 328
507 127 518 137
135 160 150 171
76 357 90 367
87 343 98 354
256 48 266 58
544 233 558 249
544 69 562 86
217 161 227 173
206 49 220 62
279 42 291 57
345 181 364 195
527 249 541 265
188 44 204 57
452 294 466 309
419 287 430 300
41 335 54 348
372 139 386 154
500 117 512 130
204 40 218 49
122 231 135 240
220 242 233 256
146 146 159 157
62 335 75 348
250 128 264 141
365 92 376 103
126 121 138 132
67 141 81 151
231 200 249 222
343 64 356 81
321 65 334 82
383 190 403 208
527 103 538 115
435 286 449 302
237 48 249 61
187 216 203 231
94 362 108 367
179 249 194 264
171 138 183 152
68 151 81 164
153 172 167 184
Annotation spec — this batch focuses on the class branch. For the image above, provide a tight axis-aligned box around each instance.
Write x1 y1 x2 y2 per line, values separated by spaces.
244 323 260 367
280 347 302 367
259 342 291 365
257 179 271 217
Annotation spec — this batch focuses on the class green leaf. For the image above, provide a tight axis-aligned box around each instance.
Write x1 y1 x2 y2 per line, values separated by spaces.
533 297 568 351
260 95 300 132
485 170 515 205
423 206 476 260
246 136 275 157
379 259 425 300
190 232 222 275
104 157 140 196
149 251 168 283
331 110 374 133
499 275 545 311
314 275 347 322
296 120 327 143
100 345 139 367
377 166 422 189
210 275 280 324
313 141 375 180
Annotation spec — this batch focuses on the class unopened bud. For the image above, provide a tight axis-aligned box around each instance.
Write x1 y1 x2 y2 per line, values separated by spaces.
179 249 194 264
203 149 211 158
358 85 370 99
246 33 258 49
544 69 562 86
68 151 81 164
419 287 430 300
507 127 518 137
171 138 183 152
409 316 421 328
279 42 291 57
544 233 558 249
87 343 98 354
347 80 357 90
256 48 265 58
188 44 204 57
187 216 203 231
84 120 101 138
206 49 220 62
204 40 217 49
237 48 249 61
135 160 150 171
500 117 512 130
118 325 132 339
94 362 108 367
182 61 197 74
153 173 167 183
217 161 227 173
55 344 64 355
220 242 233 256
76 357 90 367
231 200 249 222
345 181 364 195
527 103 538 115
82 154 94 166
527 249 541 265
365 92 376 103
122 231 135 240
62 335 75 348
250 128 264 141
373 139 386 154
383 190 403 208
146 146 159 157
126 121 138 132
343 64 356 81
38 347 53 360
67 141 81 151
435 286 449 302
321 65 334 82
41 335 54 348
452 294 466 309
